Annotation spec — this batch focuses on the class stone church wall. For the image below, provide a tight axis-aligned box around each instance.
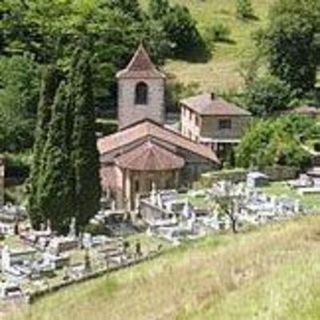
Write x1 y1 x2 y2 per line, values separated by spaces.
118 78 165 129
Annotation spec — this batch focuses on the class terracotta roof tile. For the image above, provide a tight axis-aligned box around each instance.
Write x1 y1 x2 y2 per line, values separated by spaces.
116 44 165 79
97 120 219 164
181 93 251 116
115 141 185 171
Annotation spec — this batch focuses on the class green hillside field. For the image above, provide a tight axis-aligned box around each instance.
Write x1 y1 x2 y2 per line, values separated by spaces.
8 215 320 320
142 0 275 93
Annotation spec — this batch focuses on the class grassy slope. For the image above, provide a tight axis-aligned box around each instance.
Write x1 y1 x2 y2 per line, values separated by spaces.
142 0 275 93
9 215 320 320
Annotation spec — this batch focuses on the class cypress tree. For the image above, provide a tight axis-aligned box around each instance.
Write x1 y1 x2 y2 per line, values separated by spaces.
71 49 101 233
27 65 59 229
37 82 74 234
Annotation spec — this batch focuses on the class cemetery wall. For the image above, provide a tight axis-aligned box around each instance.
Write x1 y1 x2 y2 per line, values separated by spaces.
198 166 299 188
198 169 248 187
263 166 299 181
28 252 161 304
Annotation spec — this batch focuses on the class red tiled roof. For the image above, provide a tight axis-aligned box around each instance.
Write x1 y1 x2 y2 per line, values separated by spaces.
181 93 251 116
116 44 165 79
97 120 219 164
115 141 185 171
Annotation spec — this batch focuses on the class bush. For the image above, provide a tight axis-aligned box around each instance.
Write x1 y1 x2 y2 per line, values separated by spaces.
95 119 118 136
205 23 231 44
4 152 31 182
236 0 254 20
162 5 210 61
314 142 320 152
235 116 314 170
241 74 291 116
84 223 107 235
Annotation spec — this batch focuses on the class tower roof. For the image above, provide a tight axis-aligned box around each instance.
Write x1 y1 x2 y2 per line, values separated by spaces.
116 44 165 79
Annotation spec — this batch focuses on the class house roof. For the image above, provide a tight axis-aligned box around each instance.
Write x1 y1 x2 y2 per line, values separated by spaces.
115 141 185 171
181 93 251 116
97 120 219 164
116 44 165 79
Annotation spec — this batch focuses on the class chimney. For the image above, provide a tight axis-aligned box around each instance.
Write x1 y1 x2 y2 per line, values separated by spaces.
210 92 215 100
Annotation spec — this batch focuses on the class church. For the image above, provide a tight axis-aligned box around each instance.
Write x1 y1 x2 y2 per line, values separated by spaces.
97 45 220 211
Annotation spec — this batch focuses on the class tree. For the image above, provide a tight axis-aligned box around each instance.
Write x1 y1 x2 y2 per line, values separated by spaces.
0 55 40 152
264 1 318 94
236 0 254 20
27 65 60 229
242 74 291 116
235 116 314 169
212 181 245 233
162 5 209 61
37 82 74 234
103 0 142 20
149 0 170 19
70 49 101 233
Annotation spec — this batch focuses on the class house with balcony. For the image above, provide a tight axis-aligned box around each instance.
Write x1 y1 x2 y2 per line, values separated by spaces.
180 93 252 159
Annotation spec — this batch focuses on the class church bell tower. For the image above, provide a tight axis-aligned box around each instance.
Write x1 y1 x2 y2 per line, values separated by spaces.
116 45 166 130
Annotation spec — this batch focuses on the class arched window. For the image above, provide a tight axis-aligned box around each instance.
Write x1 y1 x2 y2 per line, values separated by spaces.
135 82 148 105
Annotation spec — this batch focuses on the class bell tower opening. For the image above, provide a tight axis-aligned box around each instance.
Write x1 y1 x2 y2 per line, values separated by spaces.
135 82 148 105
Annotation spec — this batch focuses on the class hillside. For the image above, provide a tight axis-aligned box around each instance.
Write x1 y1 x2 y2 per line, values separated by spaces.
154 0 276 93
9 215 320 320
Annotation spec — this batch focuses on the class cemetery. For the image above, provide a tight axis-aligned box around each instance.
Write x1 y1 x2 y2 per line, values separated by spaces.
1 169 319 315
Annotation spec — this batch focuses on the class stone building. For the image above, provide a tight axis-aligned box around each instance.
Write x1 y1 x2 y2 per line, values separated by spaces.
98 46 219 211
0 156 4 206
180 93 252 159
117 44 165 130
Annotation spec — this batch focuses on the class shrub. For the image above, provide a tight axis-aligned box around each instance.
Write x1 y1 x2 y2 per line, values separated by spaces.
205 23 231 44
241 74 291 116
236 0 254 20
314 142 320 152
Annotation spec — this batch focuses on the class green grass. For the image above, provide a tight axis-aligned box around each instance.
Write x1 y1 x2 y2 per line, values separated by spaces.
8 215 320 320
142 0 275 93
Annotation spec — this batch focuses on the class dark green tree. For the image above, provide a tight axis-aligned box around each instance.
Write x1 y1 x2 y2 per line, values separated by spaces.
37 82 74 234
70 49 101 233
103 0 142 20
162 5 209 61
149 0 170 19
242 74 291 116
264 1 318 94
0 55 40 152
27 65 60 229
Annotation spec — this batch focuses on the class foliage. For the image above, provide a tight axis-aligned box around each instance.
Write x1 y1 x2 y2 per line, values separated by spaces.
165 80 200 112
103 0 143 20
37 83 74 234
70 49 101 233
236 0 254 20
1 0 170 112
204 22 231 45
263 0 319 94
27 65 60 229
241 74 291 116
3 152 31 182
162 5 209 61
149 0 170 19
235 115 317 169
0 55 40 152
